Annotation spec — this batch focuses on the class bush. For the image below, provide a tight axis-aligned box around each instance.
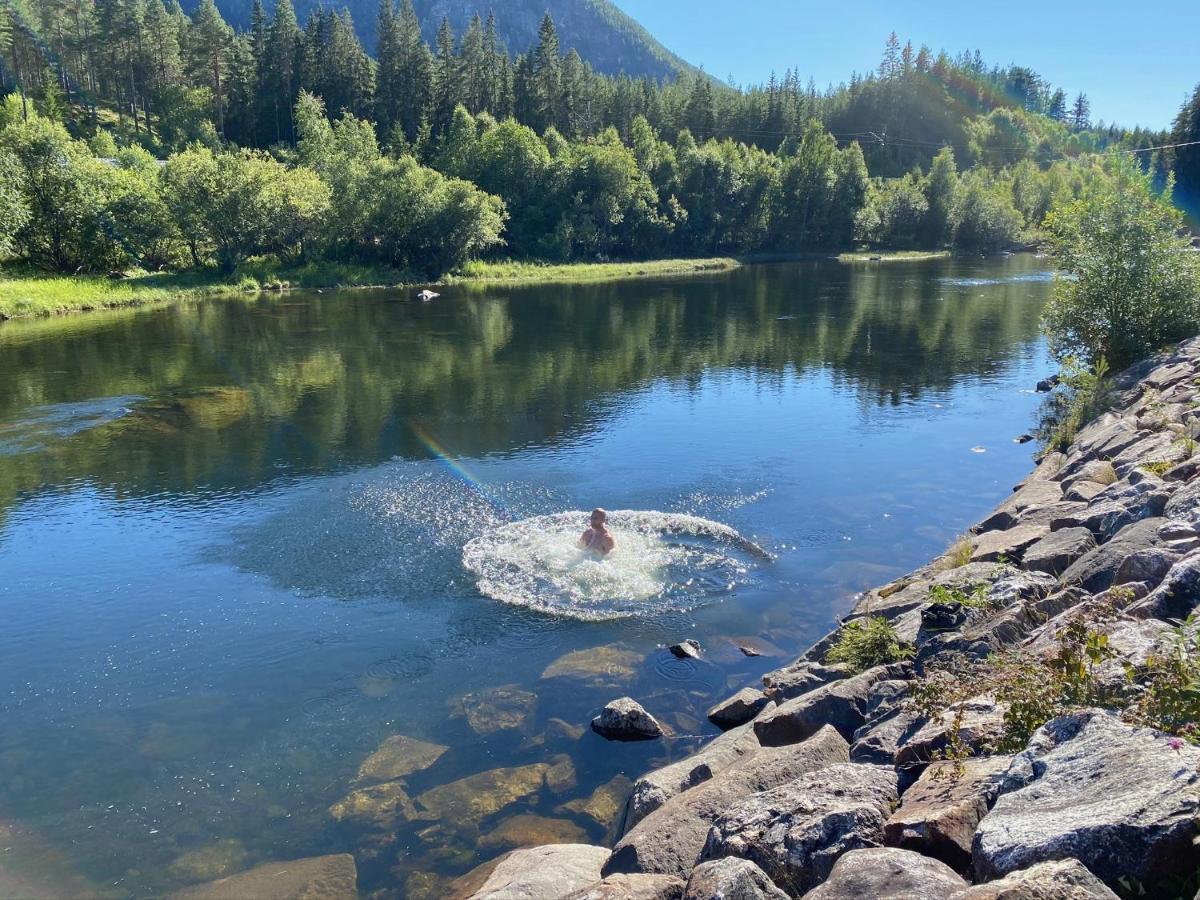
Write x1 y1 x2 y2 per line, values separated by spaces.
1037 356 1111 452
826 616 912 673
952 170 1023 252
1042 155 1200 369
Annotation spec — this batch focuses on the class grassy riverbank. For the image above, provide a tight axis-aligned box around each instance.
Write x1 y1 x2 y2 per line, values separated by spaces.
0 257 743 321
837 250 953 263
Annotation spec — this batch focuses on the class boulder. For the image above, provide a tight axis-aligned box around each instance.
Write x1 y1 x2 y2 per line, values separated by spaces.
1060 460 1117 494
620 720 760 832
478 814 589 850
760 661 848 703
1063 481 1107 503
1164 478 1200 522
700 762 899 895
973 711 1200 889
353 734 447 784
802 847 968 899
450 686 538 736
542 645 644 689
921 602 968 631
604 727 849 880
1059 518 1165 593
468 845 611 899
883 756 1012 870
754 663 911 746
1113 547 1178 589
1128 549 1200 621
592 698 664 741
978 481 1064 532
1022 528 1096 578
559 775 635 833
565 873 686 900
894 698 1006 769
415 763 554 827
850 707 923 765
669 640 702 660
1050 479 1169 541
707 688 770 730
970 525 1049 564
171 854 357 900
681 858 788 900
949 858 1118 899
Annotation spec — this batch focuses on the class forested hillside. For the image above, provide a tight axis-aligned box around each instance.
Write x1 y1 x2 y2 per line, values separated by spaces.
0 0 1196 288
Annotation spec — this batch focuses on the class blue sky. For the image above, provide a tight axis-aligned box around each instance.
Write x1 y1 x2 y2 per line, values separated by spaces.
614 0 1198 130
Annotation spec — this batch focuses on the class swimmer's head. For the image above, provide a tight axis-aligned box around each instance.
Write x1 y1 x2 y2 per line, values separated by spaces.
590 508 608 528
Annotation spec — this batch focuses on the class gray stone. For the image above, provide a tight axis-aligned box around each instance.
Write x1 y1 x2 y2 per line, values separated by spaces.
974 711 1200 889
468 845 611 900
894 698 1006 768
1063 481 1107 503
1128 549 1200 621
971 525 1049 564
1113 547 1178 588
802 848 968 899
1050 478 1169 541
760 660 848 703
1109 432 1184 477
1022 528 1096 577
1059 518 1165 592
604 727 849 880
593 698 663 741
1060 460 1117 494
565 873 686 900
850 707 923 765
707 688 770 731
669 640 701 660
171 855 357 900
950 858 1118 899
620 720 760 833
1165 478 1200 522
883 756 1012 871
681 858 788 900
700 762 899 895
754 663 911 746
979 481 1064 532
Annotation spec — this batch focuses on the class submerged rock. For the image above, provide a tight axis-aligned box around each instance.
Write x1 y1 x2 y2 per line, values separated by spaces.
543 645 644 689
171 854 357 899
478 814 589 850
328 779 417 827
353 734 447 784
559 775 635 832
416 763 551 826
467 844 610 900
450 685 538 736
592 698 664 741
682 858 788 900
802 847 967 899
974 710 1200 889
169 839 248 884
700 762 899 895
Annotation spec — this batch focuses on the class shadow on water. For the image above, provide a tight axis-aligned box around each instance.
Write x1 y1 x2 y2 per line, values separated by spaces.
0 256 1054 896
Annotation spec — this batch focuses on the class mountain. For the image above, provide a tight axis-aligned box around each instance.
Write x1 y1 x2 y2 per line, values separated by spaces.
205 0 693 80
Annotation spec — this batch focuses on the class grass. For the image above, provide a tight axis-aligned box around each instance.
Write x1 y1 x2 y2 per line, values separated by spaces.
837 250 952 263
825 616 913 674
0 256 741 321
449 256 741 285
938 535 975 570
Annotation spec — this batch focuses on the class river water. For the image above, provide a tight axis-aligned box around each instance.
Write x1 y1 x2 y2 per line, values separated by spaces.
0 256 1054 897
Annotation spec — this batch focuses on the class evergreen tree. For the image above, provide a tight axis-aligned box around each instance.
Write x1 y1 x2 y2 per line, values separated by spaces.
1071 92 1091 130
184 0 231 136
263 0 299 143
1172 83 1200 214
531 12 561 132
429 16 457 133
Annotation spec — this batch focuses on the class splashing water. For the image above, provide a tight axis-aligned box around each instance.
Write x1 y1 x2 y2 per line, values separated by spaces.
462 510 768 620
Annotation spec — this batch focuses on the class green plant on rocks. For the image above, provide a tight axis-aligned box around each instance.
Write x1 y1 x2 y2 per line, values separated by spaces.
1038 356 1111 453
825 616 913 674
1127 612 1200 742
929 582 993 610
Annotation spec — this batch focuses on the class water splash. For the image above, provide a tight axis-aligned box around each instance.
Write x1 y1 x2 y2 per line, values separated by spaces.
462 510 769 621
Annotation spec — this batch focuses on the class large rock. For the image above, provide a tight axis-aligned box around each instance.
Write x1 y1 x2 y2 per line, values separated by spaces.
754 663 910 746
760 661 848 703
971 525 1049 564
171 854 357 899
974 711 1200 889
621 720 760 833
1022 528 1096 577
592 698 664 741
1059 518 1165 592
565 873 685 900
700 762 899 895
884 756 1012 870
978 481 1064 532
1113 547 1178 589
451 686 538 736
604 727 849 879
1129 549 1200 621
542 645 644 689
1051 478 1170 541
707 688 770 730
468 844 611 899
894 698 1007 768
416 763 554 827
802 847 967 899
1164 478 1200 523
950 858 1118 899
681 858 787 900
353 734 447 784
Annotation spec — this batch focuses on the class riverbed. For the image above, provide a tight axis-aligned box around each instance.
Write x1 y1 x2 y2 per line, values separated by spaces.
0 255 1055 896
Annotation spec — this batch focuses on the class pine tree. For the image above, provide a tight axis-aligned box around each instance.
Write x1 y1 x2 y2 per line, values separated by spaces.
1172 83 1200 212
185 0 231 136
374 0 401 137
1047 88 1067 122
264 0 300 143
879 32 901 79
685 73 714 138
429 16 457 132
531 12 561 132
1071 92 1091 130
395 0 431 141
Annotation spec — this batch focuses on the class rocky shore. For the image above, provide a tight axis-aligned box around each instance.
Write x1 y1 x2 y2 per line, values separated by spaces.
456 337 1200 899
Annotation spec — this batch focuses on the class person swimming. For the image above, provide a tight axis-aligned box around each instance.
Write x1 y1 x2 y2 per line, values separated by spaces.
579 508 616 556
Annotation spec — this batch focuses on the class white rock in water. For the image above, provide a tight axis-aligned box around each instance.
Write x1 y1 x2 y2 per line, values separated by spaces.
416 289 440 301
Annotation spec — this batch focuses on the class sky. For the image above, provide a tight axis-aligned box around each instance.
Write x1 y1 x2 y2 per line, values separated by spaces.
614 0 1198 131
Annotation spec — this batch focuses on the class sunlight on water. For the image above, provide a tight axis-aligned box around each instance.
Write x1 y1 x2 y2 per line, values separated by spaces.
462 510 768 620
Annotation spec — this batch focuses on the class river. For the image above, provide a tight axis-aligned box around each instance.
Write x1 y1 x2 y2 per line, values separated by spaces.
0 255 1055 897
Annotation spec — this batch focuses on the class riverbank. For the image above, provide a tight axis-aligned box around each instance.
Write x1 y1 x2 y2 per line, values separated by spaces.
449 338 1200 898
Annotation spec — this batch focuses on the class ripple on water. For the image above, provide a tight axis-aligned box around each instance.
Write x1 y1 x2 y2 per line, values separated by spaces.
462 511 769 621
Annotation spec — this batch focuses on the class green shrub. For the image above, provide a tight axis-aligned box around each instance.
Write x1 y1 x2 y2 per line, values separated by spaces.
929 582 993 609
1127 612 1200 740
1038 356 1111 452
826 616 913 673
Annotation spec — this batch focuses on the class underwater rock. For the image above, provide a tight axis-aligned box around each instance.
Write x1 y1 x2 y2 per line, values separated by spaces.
546 754 579 794
354 734 447 784
542 644 644 689
559 775 635 832
592 698 664 741
169 387 253 431
415 763 551 826
168 839 248 883
450 685 538 736
328 779 417 827
170 854 357 899
479 813 590 850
